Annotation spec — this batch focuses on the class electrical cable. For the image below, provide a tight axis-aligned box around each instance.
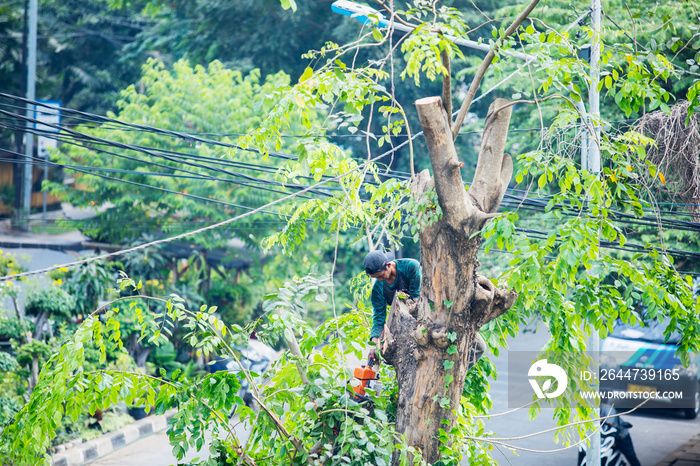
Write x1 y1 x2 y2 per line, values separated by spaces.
0 139 417 282
0 108 309 191
0 83 697 277
0 112 349 195
5 110 699 240
3 115 700 237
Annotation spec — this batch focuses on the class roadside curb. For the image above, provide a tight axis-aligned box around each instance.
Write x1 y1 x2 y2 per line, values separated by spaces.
656 433 700 466
52 411 175 466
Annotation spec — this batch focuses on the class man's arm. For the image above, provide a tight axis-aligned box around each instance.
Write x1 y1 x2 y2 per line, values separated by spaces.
369 283 387 340
367 283 387 365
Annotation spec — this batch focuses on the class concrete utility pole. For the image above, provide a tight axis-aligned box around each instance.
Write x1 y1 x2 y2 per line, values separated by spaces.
586 0 602 464
22 0 38 231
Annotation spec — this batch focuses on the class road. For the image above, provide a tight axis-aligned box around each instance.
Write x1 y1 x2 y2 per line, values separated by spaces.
89 430 190 466
91 326 699 466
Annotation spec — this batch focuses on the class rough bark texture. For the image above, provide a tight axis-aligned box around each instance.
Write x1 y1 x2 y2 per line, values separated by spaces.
384 97 517 465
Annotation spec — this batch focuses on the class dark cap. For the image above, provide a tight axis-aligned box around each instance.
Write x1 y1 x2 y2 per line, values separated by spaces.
364 250 389 275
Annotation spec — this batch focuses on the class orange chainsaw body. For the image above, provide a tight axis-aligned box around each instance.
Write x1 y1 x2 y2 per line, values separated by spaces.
352 365 377 397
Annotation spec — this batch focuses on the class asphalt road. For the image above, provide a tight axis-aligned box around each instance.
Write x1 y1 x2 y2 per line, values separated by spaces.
91 326 699 466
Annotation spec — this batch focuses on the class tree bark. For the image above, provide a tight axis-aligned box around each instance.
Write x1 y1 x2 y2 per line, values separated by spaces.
384 97 517 465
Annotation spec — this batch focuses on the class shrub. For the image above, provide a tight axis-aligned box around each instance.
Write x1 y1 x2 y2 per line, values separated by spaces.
24 288 76 319
0 318 33 340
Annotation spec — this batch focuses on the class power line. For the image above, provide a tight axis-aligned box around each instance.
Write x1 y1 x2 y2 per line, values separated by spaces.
0 91 697 277
3 114 699 238
4 108 699 238
0 94 638 143
0 139 410 282
0 110 350 196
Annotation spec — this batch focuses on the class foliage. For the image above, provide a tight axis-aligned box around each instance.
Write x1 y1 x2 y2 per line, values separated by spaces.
0 353 18 373
50 59 313 246
3 0 700 465
0 273 401 465
24 287 76 319
0 251 24 278
224 0 700 461
56 260 115 317
0 0 152 113
0 318 33 340
125 0 342 79
0 397 21 428
122 235 171 281
208 280 254 326
16 341 53 369
262 274 332 321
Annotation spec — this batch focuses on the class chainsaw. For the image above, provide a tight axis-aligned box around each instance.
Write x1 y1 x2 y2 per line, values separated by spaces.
349 358 382 403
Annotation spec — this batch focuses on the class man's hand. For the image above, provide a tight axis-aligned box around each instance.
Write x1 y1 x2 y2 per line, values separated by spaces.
367 337 381 366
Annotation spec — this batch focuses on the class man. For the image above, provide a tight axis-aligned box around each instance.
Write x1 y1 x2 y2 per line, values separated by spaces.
363 250 421 364
363 250 486 368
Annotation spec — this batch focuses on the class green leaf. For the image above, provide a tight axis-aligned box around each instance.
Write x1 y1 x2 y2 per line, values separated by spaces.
299 67 313 83
446 345 458 355
538 173 547 188
280 0 297 12
443 300 453 309
372 28 383 42
443 360 454 370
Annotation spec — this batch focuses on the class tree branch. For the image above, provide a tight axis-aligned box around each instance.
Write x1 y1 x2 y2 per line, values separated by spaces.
451 0 543 140
468 98 514 214
283 327 311 385
251 392 314 465
415 96 475 226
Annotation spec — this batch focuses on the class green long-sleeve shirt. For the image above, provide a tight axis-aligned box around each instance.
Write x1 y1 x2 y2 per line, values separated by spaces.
370 258 421 339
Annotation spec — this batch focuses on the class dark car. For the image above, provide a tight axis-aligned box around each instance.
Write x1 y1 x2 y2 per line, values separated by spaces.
600 317 700 419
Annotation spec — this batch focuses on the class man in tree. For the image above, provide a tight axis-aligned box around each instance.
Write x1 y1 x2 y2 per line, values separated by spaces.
364 250 422 364
364 249 487 367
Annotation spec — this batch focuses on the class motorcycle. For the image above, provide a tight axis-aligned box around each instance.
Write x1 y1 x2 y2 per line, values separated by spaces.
577 423 629 466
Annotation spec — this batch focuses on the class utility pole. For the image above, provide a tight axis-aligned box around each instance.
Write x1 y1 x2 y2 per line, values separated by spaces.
586 0 602 464
12 0 29 229
21 0 38 231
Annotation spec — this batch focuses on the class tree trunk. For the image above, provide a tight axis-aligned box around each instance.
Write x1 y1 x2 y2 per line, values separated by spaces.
127 332 151 368
29 355 39 393
33 310 48 341
384 97 517 464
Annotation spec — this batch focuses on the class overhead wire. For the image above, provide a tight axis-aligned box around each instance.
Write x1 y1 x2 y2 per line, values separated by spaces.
3 104 700 236
0 108 317 192
0 107 350 190
0 97 612 140
0 132 423 282
0 151 291 214
3 108 700 255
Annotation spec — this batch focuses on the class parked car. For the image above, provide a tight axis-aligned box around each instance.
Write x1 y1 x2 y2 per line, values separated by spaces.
208 338 279 409
600 317 700 419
